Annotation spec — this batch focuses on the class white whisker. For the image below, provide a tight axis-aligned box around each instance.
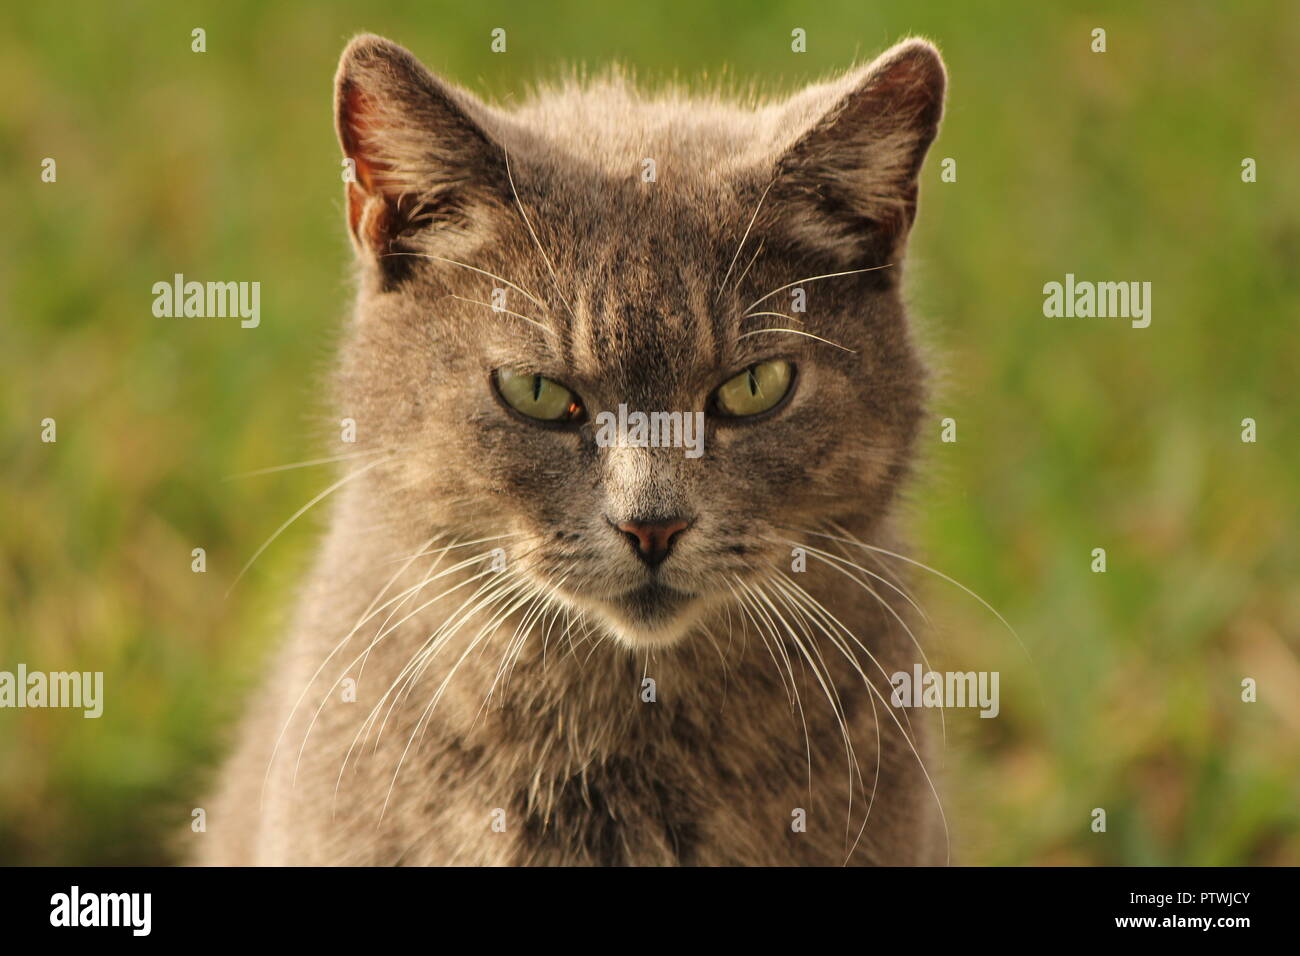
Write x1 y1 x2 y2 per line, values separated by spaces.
227 457 387 597
772 571 950 864
736 327 855 353
504 147 575 320
741 264 893 317
802 525 1033 665
716 178 776 304
382 252 545 309
224 449 384 481
449 294 552 335
731 238 765 294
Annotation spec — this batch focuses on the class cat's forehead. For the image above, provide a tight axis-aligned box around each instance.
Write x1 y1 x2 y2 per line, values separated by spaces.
561 237 726 392
518 181 739 387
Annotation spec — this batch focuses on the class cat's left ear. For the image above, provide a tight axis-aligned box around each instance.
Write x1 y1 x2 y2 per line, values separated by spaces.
767 39 946 266
334 34 510 271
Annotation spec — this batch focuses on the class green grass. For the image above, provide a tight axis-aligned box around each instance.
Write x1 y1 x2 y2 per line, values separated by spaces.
2 0 1297 865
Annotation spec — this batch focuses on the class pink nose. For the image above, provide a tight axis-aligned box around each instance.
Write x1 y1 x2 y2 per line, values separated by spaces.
615 517 690 566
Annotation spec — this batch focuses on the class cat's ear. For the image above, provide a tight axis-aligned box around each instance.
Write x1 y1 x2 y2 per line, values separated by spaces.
334 34 509 270
767 39 946 266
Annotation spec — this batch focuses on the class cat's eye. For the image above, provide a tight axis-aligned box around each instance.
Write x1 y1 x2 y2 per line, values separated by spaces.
494 368 585 423
713 360 794 418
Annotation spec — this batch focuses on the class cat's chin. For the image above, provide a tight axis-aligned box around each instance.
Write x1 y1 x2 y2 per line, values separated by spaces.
587 581 707 649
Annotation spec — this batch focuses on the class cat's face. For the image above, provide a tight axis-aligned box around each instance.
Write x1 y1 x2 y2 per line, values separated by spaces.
332 36 944 647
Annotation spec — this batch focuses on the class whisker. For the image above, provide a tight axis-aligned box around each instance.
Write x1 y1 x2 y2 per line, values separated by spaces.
380 252 545 309
504 147 576 320
262 533 439 806
226 457 387 597
731 578 822 825
384 531 525 565
478 574 569 718
449 294 552 335
774 535 939 746
741 311 797 322
797 525 1033 665
740 264 893 317
774 569 915 742
333 559 521 796
736 327 856 353
731 238 765 294
770 577 880 861
345 574 521 805
824 527 921 613
357 537 468 682
749 580 866 806
362 548 549 752
738 577 834 813
778 536 930 626
727 579 796 714
716 178 776 304
771 571 947 863
224 449 383 481
303 552 503 788
368 542 553 745
383 576 540 817
699 627 731 713
581 629 611 666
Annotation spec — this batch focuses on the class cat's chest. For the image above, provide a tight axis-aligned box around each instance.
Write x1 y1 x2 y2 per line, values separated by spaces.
412 700 860 865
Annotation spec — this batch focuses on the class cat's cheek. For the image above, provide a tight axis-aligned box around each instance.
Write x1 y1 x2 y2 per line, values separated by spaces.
460 413 598 503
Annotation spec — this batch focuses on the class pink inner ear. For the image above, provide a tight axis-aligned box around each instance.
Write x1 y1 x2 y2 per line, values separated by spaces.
340 82 381 188
339 82 397 246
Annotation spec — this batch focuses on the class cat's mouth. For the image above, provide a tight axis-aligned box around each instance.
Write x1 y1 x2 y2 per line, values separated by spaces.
619 580 693 619
586 579 704 647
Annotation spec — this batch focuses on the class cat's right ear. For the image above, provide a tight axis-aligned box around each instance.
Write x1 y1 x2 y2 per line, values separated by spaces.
334 34 509 272
762 39 946 269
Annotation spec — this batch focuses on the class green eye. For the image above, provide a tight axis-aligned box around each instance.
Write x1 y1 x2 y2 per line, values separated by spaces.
714 360 794 417
495 368 585 422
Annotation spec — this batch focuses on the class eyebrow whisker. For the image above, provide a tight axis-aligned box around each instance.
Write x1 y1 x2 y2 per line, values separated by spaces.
742 311 797 322
741 264 893 317
736 327 856 353
732 238 765 294
449 295 554 336
504 146 577 321
380 253 546 310
716 178 776 305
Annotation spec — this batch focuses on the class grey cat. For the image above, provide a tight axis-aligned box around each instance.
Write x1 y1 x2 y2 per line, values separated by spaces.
199 32 948 865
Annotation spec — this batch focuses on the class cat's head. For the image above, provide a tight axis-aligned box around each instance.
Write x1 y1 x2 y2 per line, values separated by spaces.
331 35 944 648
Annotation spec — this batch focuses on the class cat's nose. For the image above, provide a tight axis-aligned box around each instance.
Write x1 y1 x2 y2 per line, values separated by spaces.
613 517 691 567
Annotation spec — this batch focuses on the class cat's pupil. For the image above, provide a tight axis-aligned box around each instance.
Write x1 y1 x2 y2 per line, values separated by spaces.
748 367 759 396
532 375 542 401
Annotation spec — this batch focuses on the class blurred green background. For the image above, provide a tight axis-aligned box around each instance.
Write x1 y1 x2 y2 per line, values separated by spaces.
2 0 1297 865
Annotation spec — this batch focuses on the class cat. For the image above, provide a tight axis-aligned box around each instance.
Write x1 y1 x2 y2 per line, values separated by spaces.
198 32 948 866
